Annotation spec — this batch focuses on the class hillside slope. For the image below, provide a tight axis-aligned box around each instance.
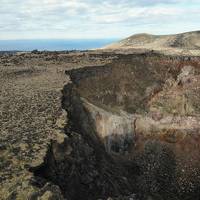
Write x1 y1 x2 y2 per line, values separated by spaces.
104 31 200 52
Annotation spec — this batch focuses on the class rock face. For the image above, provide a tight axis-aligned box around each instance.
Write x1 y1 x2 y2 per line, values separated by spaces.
31 52 200 200
33 117 135 200
83 99 136 154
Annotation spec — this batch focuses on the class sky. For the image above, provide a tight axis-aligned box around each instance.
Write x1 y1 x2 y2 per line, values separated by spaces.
0 0 200 40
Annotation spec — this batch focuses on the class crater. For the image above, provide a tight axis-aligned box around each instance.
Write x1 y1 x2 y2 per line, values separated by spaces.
64 53 200 154
33 53 200 200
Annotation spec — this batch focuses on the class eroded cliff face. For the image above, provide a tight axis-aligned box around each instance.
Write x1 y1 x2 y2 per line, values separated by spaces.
33 83 137 200
33 53 200 200
83 99 136 154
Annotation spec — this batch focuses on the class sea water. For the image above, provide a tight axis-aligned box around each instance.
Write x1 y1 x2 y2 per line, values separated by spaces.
0 39 118 51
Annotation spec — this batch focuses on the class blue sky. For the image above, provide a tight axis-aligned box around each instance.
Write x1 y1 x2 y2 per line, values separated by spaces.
0 0 200 39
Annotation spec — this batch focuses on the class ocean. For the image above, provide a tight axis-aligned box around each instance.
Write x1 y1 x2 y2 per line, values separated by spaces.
0 39 118 51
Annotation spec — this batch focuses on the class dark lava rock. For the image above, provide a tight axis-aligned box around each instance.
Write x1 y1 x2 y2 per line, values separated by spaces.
32 131 134 200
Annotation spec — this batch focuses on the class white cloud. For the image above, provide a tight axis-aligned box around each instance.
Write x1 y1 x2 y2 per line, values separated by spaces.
0 0 199 39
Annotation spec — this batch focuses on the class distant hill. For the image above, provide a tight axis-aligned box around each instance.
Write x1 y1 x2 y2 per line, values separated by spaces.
104 31 200 51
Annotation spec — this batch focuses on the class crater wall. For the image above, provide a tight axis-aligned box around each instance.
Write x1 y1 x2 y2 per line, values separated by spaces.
63 53 200 198
6 50 200 200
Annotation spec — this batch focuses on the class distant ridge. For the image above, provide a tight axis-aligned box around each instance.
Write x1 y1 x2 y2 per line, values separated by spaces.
104 31 200 51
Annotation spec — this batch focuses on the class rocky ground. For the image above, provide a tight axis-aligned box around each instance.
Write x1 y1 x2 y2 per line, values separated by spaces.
0 51 116 199
1 50 200 200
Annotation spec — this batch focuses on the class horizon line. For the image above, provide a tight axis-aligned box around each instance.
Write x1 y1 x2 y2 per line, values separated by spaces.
0 38 121 41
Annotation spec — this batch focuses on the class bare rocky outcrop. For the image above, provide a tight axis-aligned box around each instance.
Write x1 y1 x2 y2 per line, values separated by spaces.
32 111 136 200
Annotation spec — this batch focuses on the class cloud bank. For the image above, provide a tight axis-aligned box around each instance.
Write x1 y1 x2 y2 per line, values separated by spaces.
0 0 200 39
